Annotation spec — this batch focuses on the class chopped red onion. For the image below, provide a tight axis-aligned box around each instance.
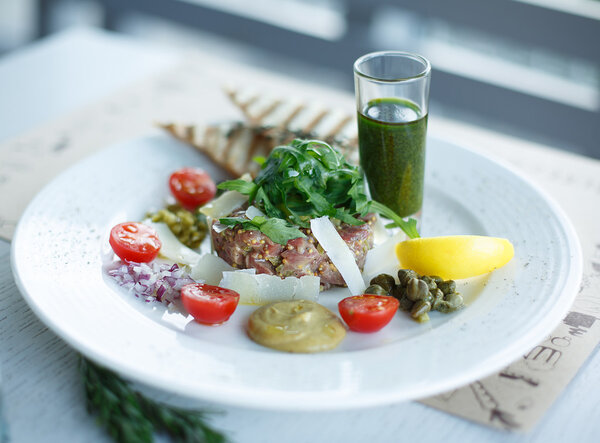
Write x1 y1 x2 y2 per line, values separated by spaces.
107 261 200 304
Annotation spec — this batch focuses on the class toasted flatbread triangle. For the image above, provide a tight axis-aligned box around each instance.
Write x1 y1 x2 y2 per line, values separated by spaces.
160 120 359 178
159 86 359 176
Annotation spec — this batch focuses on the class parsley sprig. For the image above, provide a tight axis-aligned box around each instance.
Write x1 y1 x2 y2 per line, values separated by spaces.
218 139 419 242
80 357 226 443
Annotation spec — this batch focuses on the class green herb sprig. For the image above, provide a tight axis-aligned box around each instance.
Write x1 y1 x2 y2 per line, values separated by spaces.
80 357 226 443
218 139 420 242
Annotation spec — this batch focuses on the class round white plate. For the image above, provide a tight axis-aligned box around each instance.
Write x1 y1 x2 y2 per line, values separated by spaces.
11 133 582 410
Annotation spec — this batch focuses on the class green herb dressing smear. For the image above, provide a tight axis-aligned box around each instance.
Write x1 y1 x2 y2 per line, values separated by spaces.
357 97 427 218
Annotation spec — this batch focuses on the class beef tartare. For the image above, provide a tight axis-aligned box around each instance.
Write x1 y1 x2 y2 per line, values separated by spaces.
212 210 375 289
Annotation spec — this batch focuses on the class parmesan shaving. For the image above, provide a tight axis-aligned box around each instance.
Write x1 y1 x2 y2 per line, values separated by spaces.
245 205 266 220
200 173 252 219
190 254 235 285
142 220 201 266
219 270 320 305
310 216 366 295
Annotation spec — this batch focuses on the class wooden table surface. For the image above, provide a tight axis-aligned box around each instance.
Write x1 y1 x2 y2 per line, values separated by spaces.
1 28 600 443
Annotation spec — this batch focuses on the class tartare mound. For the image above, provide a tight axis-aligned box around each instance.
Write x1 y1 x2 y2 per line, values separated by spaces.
212 210 375 289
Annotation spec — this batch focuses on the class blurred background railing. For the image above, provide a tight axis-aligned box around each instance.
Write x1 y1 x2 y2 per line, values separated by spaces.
1 0 599 159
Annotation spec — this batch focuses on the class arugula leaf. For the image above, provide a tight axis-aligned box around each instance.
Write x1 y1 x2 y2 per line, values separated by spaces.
219 215 305 245
219 217 257 231
334 208 363 226
252 155 266 166
368 200 420 239
217 179 257 195
259 218 306 245
217 139 420 241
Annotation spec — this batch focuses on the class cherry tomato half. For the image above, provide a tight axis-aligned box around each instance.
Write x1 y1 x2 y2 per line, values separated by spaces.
169 168 216 211
181 283 240 325
338 295 399 333
109 222 162 263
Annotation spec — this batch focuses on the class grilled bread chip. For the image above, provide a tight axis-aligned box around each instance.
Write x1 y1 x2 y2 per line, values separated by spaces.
160 87 358 177
160 121 358 178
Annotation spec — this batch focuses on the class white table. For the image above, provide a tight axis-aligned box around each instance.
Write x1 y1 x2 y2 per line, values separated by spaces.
2 27 600 443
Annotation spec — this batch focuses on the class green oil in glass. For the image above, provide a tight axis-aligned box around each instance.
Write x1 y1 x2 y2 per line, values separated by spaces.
358 97 427 218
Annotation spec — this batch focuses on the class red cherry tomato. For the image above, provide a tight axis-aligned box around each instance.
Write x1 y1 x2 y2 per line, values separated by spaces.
181 283 240 325
338 295 399 333
169 168 216 211
109 222 161 263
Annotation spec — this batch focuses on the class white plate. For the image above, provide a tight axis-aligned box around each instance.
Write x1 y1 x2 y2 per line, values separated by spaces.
11 133 582 410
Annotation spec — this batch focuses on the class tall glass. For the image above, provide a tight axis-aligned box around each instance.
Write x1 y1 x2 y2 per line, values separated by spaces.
354 51 431 222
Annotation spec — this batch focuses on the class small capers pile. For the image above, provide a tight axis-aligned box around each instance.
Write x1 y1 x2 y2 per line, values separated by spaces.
148 204 207 249
365 270 463 323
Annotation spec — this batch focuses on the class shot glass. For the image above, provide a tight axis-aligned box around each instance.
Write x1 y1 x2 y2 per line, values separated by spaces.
354 51 431 222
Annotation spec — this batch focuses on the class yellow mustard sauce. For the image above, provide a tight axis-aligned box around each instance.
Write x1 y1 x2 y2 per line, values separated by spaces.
247 300 346 353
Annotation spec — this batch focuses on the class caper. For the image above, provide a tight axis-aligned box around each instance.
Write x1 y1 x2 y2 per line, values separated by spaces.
399 296 414 311
411 300 431 318
432 276 444 285
364 284 388 296
445 292 464 309
398 269 418 286
431 288 445 310
437 280 456 295
406 278 429 301
434 293 463 313
370 274 395 293
421 275 437 291
415 312 430 323
435 301 454 313
165 212 178 224
423 292 435 305
391 284 405 301
181 214 194 227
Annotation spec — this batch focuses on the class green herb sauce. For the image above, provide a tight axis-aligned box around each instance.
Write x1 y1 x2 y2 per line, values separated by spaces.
358 98 427 218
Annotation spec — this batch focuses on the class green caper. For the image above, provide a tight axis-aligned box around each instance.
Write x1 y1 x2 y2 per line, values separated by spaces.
398 269 418 286
437 280 456 295
435 301 455 313
431 276 444 285
181 214 194 228
445 292 464 309
406 278 429 301
415 312 430 323
421 275 437 291
411 300 431 318
434 293 463 313
364 284 388 296
431 288 445 310
399 296 414 311
370 274 396 293
391 284 405 300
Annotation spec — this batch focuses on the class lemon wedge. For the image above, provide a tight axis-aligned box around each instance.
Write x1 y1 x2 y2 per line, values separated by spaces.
395 235 514 280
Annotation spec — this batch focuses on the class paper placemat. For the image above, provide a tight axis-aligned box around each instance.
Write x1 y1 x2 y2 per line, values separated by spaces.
1 56 599 432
